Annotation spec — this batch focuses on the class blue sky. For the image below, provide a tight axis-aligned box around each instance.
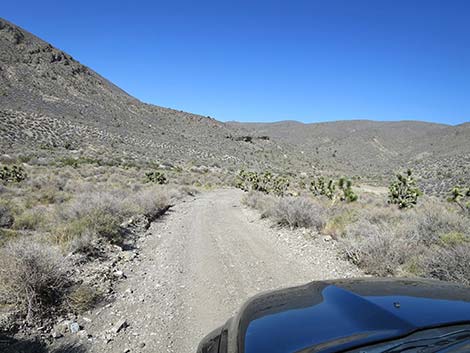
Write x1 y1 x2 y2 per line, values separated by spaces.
3 0 469 125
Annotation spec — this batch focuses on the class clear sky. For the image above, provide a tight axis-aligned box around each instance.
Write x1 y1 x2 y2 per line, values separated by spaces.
2 0 469 125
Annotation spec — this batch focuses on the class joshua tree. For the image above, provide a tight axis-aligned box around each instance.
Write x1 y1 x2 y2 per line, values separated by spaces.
310 177 336 200
145 171 167 184
0 165 27 183
448 186 470 214
338 177 358 202
388 169 421 209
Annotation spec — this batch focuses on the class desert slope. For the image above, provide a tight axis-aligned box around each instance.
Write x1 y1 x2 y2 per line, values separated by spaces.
0 17 468 193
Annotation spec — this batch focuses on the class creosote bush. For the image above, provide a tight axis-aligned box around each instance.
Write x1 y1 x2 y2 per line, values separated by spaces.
0 238 69 323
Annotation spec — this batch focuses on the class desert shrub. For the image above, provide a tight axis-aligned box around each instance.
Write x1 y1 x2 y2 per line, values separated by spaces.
12 207 47 231
420 244 470 286
126 187 171 220
399 201 470 244
388 169 421 209
242 191 277 218
271 197 325 230
178 185 199 197
439 231 470 247
57 192 127 244
342 220 409 276
323 208 358 238
0 202 14 228
0 239 69 322
66 284 99 313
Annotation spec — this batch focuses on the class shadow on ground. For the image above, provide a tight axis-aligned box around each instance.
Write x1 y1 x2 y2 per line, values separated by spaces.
0 334 87 353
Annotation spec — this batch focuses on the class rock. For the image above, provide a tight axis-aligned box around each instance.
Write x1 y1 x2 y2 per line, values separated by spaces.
51 330 63 339
111 319 128 334
323 235 333 242
69 321 80 334
121 251 137 261
77 330 91 340
113 270 125 278
53 320 72 336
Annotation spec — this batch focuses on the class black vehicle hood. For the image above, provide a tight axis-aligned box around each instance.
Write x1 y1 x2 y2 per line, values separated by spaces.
222 278 470 353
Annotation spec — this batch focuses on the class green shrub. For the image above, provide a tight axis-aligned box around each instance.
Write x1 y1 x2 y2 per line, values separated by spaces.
12 207 46 231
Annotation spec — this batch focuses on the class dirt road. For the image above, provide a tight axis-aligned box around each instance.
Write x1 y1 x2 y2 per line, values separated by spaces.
87 189 362 353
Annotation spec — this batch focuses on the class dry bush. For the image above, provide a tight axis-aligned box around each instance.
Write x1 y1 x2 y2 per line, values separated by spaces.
125 187 171 220
399 200 470 244
54 187 171 249
66 284 99 313
12 206 47 231
0 238 69 322
271 197 326 230
342 219 410 276
0 202 14 228
420 244 470 285
56 191 128 245
323 205 358 238
242 191 277 218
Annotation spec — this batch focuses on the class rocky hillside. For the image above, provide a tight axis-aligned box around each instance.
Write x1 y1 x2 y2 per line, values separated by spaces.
0 17 468 194
228 120 470 194
0 18 310 173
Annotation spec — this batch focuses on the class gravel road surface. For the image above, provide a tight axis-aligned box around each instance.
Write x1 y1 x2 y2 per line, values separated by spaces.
87 189 362 353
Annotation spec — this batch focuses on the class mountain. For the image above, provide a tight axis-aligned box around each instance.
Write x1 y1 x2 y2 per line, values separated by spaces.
0 18 468 194
0 18 309 172
228 120 470 193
